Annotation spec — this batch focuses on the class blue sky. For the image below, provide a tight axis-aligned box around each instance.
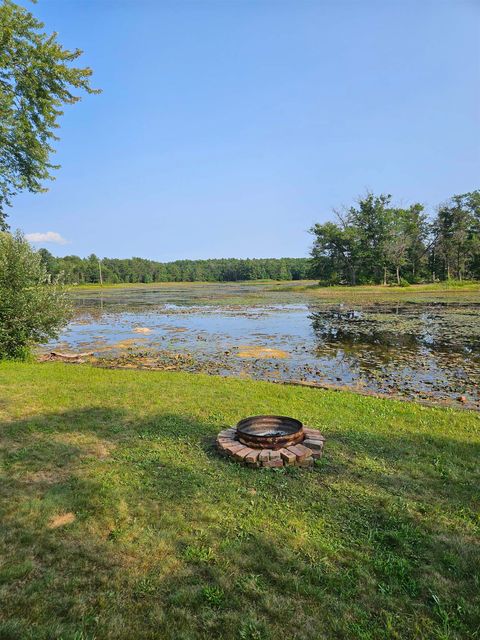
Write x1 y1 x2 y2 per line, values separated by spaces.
11 0 480 260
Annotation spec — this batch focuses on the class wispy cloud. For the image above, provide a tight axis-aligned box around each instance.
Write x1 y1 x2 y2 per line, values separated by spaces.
25 231 69 245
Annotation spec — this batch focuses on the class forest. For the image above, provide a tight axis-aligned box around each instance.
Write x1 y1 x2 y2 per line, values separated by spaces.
310 191 480 285
38 253 310 284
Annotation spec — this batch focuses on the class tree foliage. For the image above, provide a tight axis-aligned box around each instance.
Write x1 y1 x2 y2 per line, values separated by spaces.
310 191 480 285
38 254 310 285
0 0 100 228
0 230 71 359
433 191 480 281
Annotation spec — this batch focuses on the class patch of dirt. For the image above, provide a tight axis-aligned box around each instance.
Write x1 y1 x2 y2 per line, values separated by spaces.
133 327 152 334
23 468 70 486
48 512 76 529
51 433 115 459
113 338 149 349
236 346 289 359
88 441 114 459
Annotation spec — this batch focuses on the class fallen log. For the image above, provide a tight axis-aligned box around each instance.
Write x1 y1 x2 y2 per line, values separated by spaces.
49 351 94 360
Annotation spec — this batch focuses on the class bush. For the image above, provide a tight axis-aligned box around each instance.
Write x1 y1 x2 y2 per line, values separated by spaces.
0 231 72 359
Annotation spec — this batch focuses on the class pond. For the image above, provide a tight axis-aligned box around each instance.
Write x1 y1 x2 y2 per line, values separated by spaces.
44 282 480 409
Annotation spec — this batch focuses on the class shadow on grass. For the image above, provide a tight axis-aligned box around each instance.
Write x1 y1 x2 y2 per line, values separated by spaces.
0 407 479 639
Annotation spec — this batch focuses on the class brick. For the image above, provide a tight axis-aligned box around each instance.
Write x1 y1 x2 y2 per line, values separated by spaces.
310 449 323 460
262 450 285 467
303 438 324 451
279 448 297 465
287 444 313 461
298 456 314 467
258 449 270 464
217 438 235 447
296 443 314 458
262 458 284 468
233 446 252 460
286 445 302 458
303 429 325 441
222 442 246 456
245 449 261 466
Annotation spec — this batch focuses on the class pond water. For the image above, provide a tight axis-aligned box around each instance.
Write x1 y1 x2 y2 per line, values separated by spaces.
45 282 480 409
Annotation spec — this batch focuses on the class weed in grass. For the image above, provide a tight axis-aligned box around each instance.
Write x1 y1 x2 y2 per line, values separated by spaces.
239 619 271 640
236 573 267 596
201 585 225 607
183 544 215 563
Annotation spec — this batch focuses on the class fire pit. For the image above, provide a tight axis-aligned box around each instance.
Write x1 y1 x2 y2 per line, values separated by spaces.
236 415 304 450
216 415 325 468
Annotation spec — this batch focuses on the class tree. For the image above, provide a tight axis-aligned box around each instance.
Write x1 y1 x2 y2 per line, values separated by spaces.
0 0 100 228
309 192 476 285
0 230 71 359
348 193 393 285
433 192 479 280
402 204 429 281
37 247 57 278
310 219 361 285
384 204 427 285
384 209 410 285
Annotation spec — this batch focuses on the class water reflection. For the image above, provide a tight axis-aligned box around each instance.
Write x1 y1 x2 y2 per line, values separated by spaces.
307 302 480 404
309 304 480 355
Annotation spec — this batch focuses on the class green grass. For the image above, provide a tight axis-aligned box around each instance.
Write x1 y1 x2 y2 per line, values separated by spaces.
291 281 480 301
0 363 479 640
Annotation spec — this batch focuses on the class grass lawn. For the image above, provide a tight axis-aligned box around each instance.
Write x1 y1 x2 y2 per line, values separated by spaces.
0 363 479 640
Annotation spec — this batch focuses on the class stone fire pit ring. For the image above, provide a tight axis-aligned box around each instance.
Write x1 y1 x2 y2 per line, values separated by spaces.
217 415 325 468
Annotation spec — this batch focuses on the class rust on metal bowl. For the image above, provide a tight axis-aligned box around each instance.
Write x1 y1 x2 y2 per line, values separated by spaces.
236 415 304 450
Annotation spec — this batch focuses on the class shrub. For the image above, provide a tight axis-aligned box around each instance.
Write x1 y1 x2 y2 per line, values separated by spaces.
0 231 72 359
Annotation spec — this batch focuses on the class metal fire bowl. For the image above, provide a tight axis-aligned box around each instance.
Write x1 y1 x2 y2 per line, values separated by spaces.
236 415 304 450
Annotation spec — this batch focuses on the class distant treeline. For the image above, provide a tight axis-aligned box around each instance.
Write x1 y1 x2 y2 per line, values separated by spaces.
38 253 310 284
310 190 480 285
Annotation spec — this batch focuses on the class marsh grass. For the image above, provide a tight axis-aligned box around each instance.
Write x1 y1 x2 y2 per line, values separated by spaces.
288 281 480 303
0 363 479 639
70 280 480 309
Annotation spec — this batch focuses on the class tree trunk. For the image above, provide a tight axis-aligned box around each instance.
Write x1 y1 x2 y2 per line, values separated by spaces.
383 266 387 286
396 266 400 285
